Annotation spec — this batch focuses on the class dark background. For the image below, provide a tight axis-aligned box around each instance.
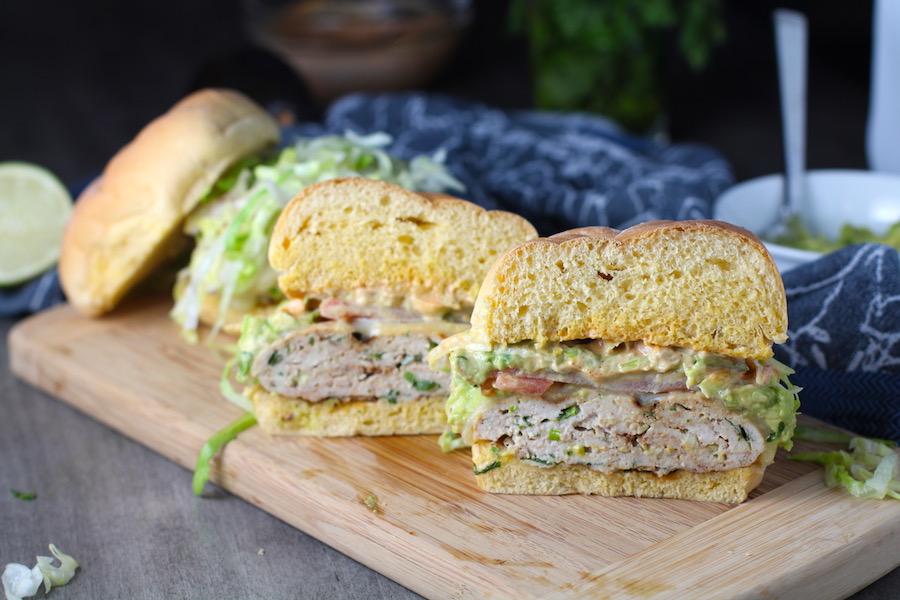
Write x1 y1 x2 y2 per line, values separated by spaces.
0 1 873 188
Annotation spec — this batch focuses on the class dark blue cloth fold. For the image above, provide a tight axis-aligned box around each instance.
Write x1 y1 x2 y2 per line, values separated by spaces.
3 92 897 441
0 269 65 318
774 244 900 442
286 93 735 234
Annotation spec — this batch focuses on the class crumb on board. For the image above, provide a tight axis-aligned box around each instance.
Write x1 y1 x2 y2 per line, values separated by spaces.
362 493 383 514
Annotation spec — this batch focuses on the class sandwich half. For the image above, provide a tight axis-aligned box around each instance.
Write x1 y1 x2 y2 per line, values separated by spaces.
59 88 280 317
58 88 464 341
429 221 800 503
236 177 538 436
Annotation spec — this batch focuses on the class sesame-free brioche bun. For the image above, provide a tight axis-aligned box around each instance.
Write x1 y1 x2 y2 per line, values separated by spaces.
59 88 279 316
248 385 447 436
269 177 539 310
471 440 778 503
467 220 787 360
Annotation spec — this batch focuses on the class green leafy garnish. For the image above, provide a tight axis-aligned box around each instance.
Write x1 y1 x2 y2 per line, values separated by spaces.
725 418 750 441
793 426 897 447
620 357 651 371
10 489 36 501
36 544 79 593
765 421 786 442
771 215 900 253
522 456 554 466
473 461 501 475
198 154 269 204
193 412 258 496
3 544 80 599
566 444 586 457
219 352 255 413
557 405 580 420
403 371 439 392
790 435 900 500
439 429 467 452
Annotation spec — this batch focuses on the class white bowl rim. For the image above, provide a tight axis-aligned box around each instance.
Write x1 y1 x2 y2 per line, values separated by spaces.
712 169 900 271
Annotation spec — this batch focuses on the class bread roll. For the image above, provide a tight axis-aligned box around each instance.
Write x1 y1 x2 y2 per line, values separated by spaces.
433 221 798 502
270 177 539 309
468 221 787 360
59 88 280 316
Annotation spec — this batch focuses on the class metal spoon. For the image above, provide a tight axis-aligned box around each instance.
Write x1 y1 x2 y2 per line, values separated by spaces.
767 9 808 241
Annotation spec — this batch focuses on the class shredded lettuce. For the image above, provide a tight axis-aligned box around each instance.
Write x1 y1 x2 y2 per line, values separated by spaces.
36 545 79 593
171 131 465 341
793 426 897 448
193 412 259 496
219 350 254 413
10 489 36 501
790 431 900 500
2 564 41 600
2 544 79 600
439 429 468 452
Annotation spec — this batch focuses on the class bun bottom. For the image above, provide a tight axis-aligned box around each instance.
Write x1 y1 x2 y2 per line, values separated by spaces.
471 441 778 503
247 385 446 436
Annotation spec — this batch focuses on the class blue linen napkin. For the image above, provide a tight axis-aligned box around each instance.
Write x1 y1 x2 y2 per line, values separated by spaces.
776 244 900 442
2 92 897 441
0 269 65 318
287 93 735 235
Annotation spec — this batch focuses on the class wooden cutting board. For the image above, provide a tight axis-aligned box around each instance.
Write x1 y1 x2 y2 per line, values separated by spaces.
9 298 900 600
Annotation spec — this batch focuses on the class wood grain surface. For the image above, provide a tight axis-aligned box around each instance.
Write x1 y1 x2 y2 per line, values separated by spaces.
9 298 900 600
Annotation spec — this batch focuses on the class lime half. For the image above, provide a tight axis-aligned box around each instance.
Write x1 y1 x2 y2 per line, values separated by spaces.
0 162 73 286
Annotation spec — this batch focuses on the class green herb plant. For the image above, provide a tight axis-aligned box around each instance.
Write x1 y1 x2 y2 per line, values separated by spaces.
509 0 725 134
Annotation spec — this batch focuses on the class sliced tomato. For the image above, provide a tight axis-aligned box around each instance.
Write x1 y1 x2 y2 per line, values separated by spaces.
318 298 351 320
493 371 554 395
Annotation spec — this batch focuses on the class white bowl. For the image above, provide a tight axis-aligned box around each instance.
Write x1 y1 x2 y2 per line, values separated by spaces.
713 169 900 273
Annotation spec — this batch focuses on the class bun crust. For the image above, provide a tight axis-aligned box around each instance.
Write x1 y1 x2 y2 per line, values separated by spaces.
59 88 279 316
269 178 538 309
471 440 778 503
468 221 787 359
248 385 446 436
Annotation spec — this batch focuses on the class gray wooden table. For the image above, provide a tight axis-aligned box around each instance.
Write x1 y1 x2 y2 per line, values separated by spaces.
2 316 898 599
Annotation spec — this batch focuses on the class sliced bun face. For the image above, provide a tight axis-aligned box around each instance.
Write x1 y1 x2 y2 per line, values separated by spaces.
59 88 280 316
468 221 787 360
269 178 538 309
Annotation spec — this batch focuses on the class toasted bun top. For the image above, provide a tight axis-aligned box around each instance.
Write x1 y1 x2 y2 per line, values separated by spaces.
59 88 280 316
269 178 538 309
466 220 787 359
